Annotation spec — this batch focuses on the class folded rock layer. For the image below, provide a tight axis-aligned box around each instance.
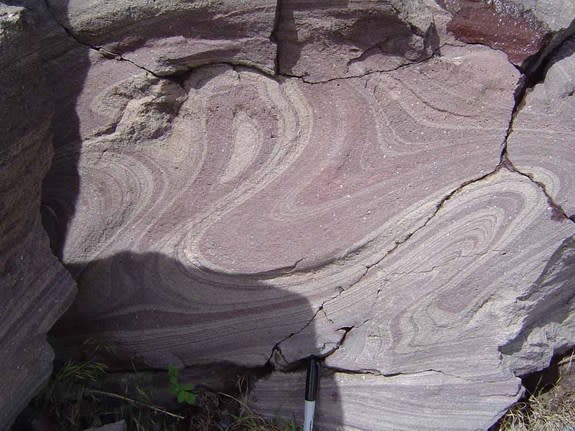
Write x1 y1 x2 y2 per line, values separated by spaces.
2 0 575 429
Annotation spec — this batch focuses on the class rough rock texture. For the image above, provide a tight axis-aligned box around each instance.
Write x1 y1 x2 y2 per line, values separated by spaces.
251 370 521 430
0 4 76 429
442 0 547 64
51 45 520 369
47 0 277 75
3 0 575 430
441 0 575 66
507 37 575 217
503 37 575 376
510 0 575 32
274 0 439 81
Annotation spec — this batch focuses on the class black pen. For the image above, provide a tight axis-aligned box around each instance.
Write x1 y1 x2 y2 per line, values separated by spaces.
304 356 320 431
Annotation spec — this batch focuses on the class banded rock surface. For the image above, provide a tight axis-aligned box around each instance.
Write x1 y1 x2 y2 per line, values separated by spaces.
53 45 518 366
254 170 575 430
507 37 575 217
3 0 575 430
0 4 76 428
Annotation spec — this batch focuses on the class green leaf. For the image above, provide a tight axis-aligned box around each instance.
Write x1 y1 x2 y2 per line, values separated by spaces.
167 366 178 384
177 391 186 403
184 392 196 405
167 365 177 375
180 383 194 391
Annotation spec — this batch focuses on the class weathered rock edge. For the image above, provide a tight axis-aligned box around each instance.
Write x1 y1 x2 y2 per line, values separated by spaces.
2 0 575 430
0 3 76 428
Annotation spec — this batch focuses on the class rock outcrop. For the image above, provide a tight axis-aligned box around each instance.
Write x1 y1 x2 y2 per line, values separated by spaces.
2 0 575 429
0 4 76 428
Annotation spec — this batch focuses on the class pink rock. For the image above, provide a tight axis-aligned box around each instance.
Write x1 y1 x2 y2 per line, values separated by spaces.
4 1 575 430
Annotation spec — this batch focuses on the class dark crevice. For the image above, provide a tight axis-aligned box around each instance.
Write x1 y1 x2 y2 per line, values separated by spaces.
319 364 470 381
265 290 354 371
521 17 575 77
489 348 575 431
520 348 575 395
496 19 575 222
266 300 334 369
501 155 570 222
266 306 324 368
501 17 575 162
324 326 353 355
270 0 283 75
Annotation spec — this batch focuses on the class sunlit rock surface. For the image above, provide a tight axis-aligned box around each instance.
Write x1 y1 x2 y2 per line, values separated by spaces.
507 37 575 217
2 0 575 429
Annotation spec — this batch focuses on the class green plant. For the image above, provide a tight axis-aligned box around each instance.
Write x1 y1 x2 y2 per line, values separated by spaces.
29 353 298 430
167 365 197 405
32 357 184 430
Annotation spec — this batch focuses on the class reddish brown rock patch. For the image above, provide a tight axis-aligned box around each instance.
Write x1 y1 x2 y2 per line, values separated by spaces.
445 0 546 64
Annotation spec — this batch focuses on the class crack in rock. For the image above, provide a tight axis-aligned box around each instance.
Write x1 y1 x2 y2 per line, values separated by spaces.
279 43 445 85
42 0 279 86
324 169 501 301
266 296 335 368
319 364 474 382
276 168 518 367
501 156 572 222
499 25 575 223
42 0 163 78
270 0 283 75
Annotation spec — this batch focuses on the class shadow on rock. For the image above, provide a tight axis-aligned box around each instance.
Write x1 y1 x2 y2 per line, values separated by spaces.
51 251 343 430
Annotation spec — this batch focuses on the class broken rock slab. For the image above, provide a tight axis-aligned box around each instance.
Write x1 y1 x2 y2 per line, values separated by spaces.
0 4 76 429
440 0 575 66
507 36 575 217
274 0 438 81
45 0 277 75
48 44 519 368
251 369 521 431
441 0 547 65
257 170 575 430
17 0 575 430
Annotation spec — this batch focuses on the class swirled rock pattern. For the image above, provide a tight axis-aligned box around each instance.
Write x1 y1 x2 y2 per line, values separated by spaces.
507 37 575 216
252 170 575 430
4 0 575 430
53 45 519 364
